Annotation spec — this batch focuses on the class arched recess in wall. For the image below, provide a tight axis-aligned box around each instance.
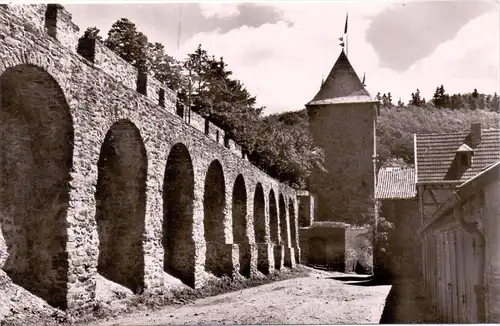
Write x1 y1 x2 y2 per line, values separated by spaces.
0 64 73 310
163 143 195 286
308 237 327 266
279 194 288 246
269 189 278 244
95 119 147 293
253 183 266 243
232 174 250 277
204 159 226 276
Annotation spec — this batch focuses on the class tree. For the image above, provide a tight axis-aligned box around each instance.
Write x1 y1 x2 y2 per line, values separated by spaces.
146 41 187 93
491 93 500 112
105 18 148 69
449 94 463 110
410 89 424 107
468 93 478 110
182 45 264 151
432 86 441 107
478 95 486 111
432 84 450 108
82 26 103 41
387 92 393 107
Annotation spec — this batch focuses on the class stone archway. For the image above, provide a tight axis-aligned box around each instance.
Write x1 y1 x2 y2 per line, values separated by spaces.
0 64 73 309
279 194 288 247
253 183 266 243
254 183 268 274
95 119 147 293
232 174 250 277
269 189 278 244
204 160 226 276
163 143 195 286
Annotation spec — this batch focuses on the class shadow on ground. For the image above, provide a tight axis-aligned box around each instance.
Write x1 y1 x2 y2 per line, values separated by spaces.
377 276 439 324
326 272 439 324
327 275 391 286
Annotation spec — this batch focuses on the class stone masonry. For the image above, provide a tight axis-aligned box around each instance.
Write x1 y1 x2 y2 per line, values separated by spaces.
0 4 300 311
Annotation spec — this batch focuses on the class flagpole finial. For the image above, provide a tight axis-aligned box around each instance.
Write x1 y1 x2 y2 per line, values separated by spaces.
344 12 349 56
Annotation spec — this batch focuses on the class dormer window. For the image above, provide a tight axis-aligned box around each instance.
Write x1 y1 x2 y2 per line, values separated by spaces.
460 153 472 167
456 143 473 168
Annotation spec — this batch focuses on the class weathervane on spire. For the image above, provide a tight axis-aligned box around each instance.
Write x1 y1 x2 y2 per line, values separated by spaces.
339 13 348 55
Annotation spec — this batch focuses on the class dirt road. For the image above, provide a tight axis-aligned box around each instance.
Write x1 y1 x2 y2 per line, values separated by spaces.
85 269 391 325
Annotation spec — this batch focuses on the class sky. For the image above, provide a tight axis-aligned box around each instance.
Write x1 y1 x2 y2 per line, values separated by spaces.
61 0 500 115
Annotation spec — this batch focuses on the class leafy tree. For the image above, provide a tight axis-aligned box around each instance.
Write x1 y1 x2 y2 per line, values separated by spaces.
432 84 450 108
478 95 486 111
486 94 492 108
82 26 103 41
147 41 187 93
449 94 463 110
380 93 392 107
468 93 478 110
183 45 263 151
105 18 148 69
410 89 424 107
387 92 393 107
491 93 500 112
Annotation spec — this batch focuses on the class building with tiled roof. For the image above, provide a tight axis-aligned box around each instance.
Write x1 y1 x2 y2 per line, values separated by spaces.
415 123 500 184
376 167 416 200
414 122 500 224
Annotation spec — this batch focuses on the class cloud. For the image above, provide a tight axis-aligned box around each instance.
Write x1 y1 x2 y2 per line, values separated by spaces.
178 2 392 114
364 10 499 103
199 3 240 19
64 2 499 115
65 3 289 53
365 0 496 72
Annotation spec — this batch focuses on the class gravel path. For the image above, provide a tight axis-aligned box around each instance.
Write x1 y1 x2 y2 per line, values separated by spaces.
85 270 392 325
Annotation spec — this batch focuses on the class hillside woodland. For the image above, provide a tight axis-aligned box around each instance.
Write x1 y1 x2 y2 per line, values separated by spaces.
80 20 500 192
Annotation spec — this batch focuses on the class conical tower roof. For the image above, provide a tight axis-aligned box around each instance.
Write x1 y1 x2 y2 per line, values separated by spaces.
307 50 376 106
